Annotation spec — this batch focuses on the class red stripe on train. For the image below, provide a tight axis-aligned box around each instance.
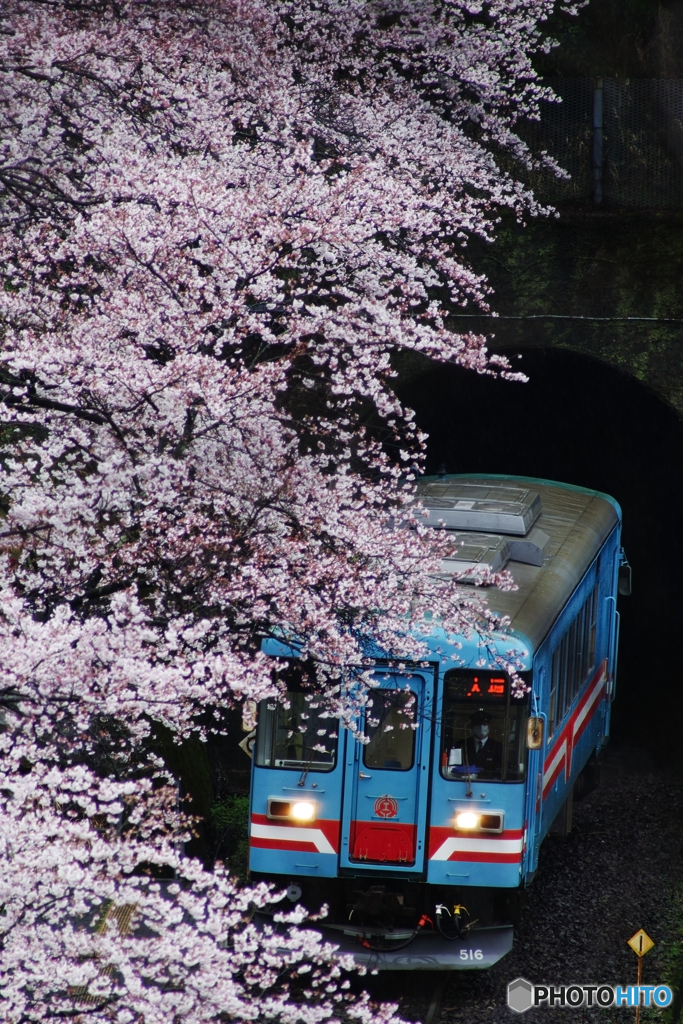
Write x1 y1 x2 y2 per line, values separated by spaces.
249 813 340 854
542 659 607 800
428 826 524 863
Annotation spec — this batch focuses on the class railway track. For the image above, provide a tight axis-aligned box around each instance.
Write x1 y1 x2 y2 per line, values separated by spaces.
364 742 683 1023
423 977 449 1024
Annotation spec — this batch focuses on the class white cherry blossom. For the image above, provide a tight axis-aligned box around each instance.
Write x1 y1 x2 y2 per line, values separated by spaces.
0 0 571 1018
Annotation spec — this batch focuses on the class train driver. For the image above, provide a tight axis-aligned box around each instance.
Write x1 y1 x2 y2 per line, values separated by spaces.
463 709 503 777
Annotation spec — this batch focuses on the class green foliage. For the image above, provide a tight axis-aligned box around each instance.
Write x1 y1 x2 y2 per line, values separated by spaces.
209 794 250 880
641 886 683 1022
538 0 664 78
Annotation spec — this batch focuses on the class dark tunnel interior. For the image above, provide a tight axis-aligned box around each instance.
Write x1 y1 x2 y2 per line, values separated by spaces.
396 348 683 756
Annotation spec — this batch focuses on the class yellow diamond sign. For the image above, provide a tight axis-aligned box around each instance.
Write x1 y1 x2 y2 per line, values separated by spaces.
628 929 655 957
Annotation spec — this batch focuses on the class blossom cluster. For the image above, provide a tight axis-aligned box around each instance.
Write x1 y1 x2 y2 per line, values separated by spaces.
0 1 570 1018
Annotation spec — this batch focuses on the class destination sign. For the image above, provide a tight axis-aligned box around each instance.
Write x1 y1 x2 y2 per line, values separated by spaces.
445 670 508 700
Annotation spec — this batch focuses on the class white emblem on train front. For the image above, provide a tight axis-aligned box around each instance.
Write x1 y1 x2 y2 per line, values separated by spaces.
374 795 399 818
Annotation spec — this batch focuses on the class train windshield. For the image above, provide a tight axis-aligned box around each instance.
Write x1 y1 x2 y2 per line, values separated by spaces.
254 663 337 772
440 669 528 782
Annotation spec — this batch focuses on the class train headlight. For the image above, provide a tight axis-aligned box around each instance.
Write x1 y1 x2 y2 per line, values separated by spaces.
267 798 317 822
291 800 316 822
453 811 504 832
455 811 480 830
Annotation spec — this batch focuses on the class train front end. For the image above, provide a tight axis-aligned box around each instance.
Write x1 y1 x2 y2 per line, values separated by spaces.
248 643 530 970
248 475 622 969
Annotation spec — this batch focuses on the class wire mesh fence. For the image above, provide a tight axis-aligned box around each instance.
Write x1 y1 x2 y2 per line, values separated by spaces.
518 78 683 208
518 78 594 204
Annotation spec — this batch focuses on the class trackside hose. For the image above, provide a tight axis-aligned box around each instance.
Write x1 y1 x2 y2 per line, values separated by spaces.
435 903 477 940
356 913 434 952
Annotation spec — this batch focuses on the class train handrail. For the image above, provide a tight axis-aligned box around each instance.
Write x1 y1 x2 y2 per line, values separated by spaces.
532 712 547 841
611 608 621 703
526 682 547 857
605 595 620 702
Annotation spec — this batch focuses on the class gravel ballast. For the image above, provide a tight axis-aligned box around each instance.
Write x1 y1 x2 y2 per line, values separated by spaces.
374 740 683 1022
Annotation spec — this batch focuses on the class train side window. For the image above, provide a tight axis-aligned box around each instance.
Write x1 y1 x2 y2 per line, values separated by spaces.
548 648 559 740
363 689 416 770
588 583 598 671
575 604 586 699
566 619 578 708
582 594 592 679
572 606 585 702
561 630 573 720
548 580 601 740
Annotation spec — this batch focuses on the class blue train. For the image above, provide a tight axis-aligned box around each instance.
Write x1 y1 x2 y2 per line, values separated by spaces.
249 475 629 969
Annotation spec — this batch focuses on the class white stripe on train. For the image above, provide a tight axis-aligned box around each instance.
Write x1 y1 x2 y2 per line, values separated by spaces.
250 822 336 854
430 836 524 861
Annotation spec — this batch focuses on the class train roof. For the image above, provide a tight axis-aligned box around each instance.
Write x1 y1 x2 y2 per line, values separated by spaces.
415 474 621 654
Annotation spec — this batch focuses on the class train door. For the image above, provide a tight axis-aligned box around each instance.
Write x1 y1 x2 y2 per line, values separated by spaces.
340 669 433 872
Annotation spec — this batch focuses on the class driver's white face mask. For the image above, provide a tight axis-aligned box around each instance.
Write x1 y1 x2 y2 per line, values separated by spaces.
472 724 489 741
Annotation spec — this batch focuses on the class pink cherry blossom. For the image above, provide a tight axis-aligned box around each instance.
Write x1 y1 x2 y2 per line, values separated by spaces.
0 0 570 1018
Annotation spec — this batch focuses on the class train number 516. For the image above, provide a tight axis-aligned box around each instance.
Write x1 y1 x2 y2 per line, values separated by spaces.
459 949 484 961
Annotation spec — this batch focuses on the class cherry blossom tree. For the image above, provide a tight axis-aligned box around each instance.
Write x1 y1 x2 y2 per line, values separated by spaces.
0 0 574 1019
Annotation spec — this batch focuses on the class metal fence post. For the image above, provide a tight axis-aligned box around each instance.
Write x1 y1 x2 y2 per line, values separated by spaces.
593 76 604 205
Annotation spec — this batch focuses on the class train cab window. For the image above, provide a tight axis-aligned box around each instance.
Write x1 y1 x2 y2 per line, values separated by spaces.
254 664 337 771
440 670 528 782
363 689 416 770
